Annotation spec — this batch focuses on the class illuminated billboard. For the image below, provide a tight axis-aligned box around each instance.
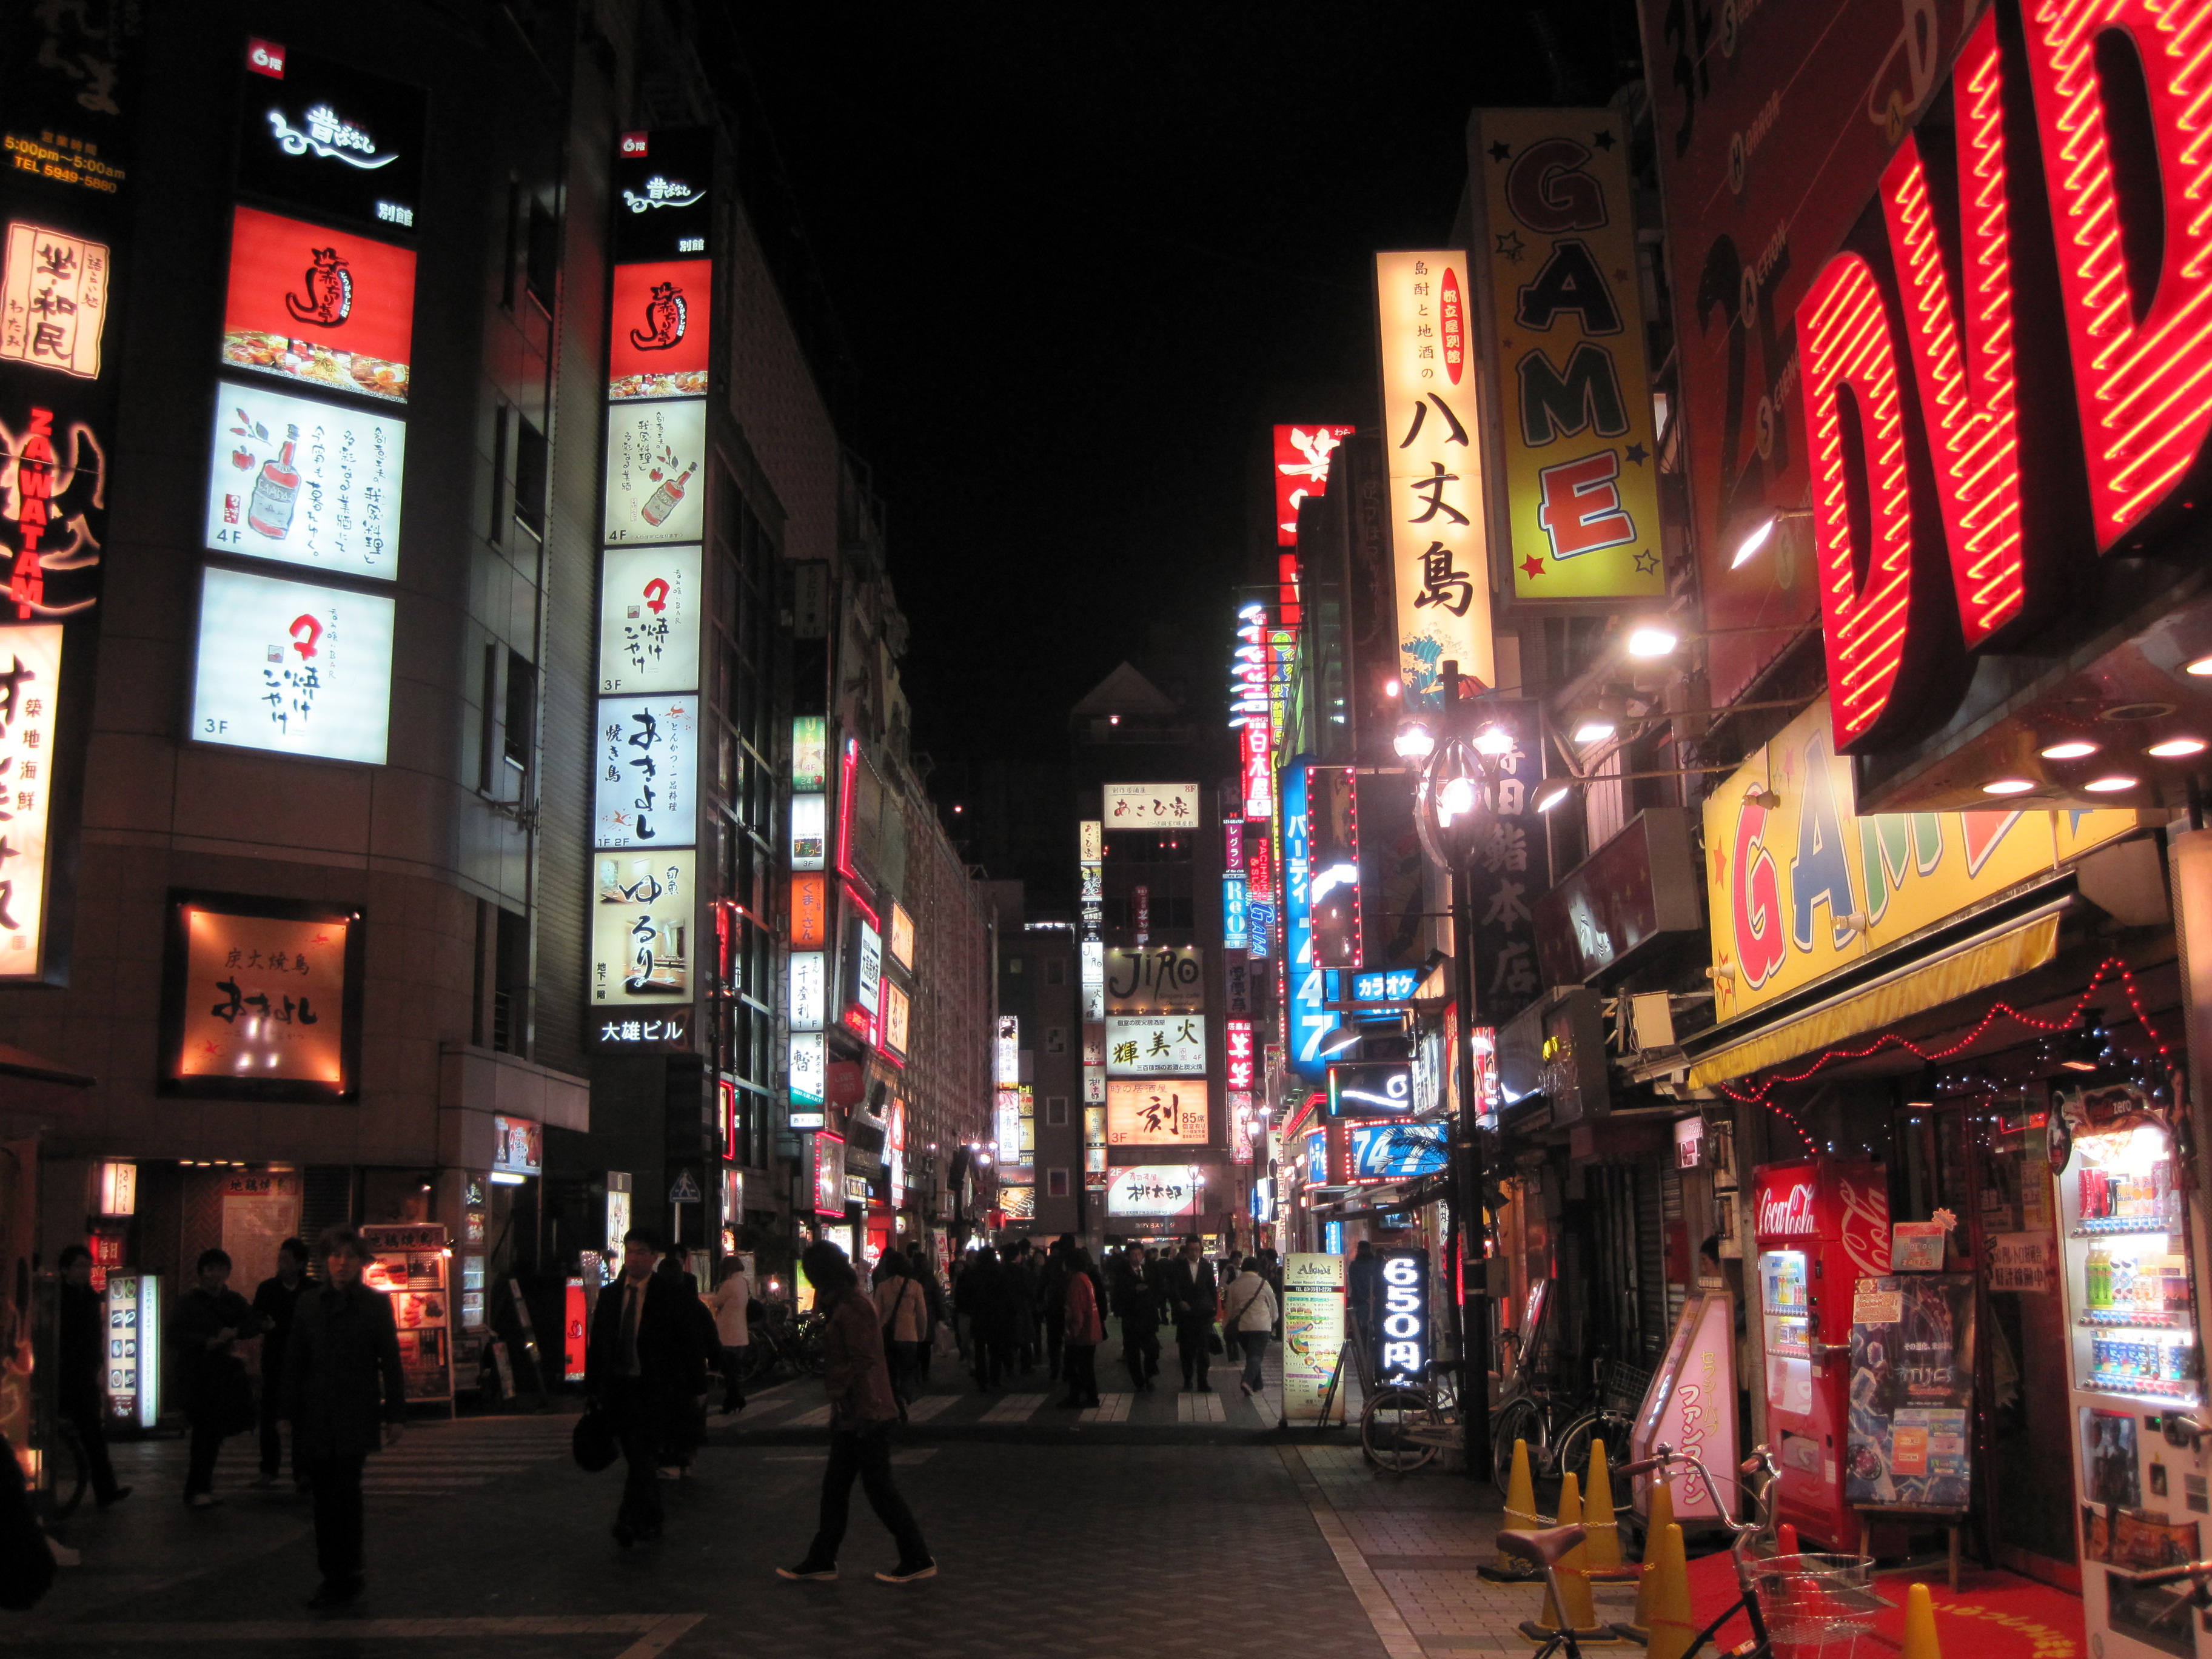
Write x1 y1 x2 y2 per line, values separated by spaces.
0 625 63 979
1273 423 1356 545
880 980 910 1060
608 259 711 401
221 205 415 403
603 399 705 545
788 951 825 1031
160 893 364 1101
233 42 427 233
591 695 695 849
191 566 394 765
1347 1121 1449 1184
1106 1164 1202 1218
1104 1013 1207 1078
595 543 700 695
1104 782 1198 829
1106 1079 1210 1146
589 849 693 1008
204 380 404 578
887 902 915 973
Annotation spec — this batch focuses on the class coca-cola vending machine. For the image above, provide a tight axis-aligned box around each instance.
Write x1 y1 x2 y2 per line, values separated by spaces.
1753 1159 1890 1550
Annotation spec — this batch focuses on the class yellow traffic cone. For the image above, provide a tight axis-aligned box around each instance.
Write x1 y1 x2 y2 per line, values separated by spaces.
1644 1523 1697 1659
1617 1472 1676 1643
1522 1471 1583 1640
1584 1439 1622 1569
1902 1583 1943 1659
1484 1438 1546 1582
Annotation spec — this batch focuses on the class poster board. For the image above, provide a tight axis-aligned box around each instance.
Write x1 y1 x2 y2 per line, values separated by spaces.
1282 1252 1347 1426
360 1222 453 1409
1629 1292 1738 1521
1845 1273 1976 1509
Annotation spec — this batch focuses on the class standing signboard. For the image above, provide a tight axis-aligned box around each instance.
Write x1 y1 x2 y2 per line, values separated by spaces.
360 1222 453 1410
1845 1274 1976 1509
1282 1252 1347 1426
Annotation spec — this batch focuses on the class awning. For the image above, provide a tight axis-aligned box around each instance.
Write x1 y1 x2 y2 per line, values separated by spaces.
1686 908 2062 1090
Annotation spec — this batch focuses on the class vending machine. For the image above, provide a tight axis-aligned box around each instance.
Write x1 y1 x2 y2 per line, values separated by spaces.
1752 1159 1891 1550
2056 1091 2212 1659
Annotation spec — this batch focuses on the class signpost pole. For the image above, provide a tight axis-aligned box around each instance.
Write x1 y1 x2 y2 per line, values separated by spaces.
1444 665 1492 1484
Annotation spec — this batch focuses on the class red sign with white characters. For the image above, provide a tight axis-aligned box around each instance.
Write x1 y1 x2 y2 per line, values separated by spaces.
1272 424 1355 547
221 205 416 403
1226 1018 1255 1093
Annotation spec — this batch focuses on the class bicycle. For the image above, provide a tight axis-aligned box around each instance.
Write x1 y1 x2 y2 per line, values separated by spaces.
1490 1339 1643 1496
1361 1356 1467 1473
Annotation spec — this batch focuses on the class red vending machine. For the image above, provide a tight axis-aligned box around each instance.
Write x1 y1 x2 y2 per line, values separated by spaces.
1752 1159 1891 1550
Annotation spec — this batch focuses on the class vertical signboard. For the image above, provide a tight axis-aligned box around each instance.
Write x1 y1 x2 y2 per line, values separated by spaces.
1472 110 1665 603
1373 1247 1431 1387
1282 762 1332 1080
1461 701 1548 1026
1274 423 1356 545
1308 765 1360 969
592 130 711 1050
1282 1252 1347 1423
1373 251 1493 703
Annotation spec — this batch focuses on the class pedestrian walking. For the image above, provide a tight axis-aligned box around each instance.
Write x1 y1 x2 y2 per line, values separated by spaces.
961 1246 1016 1389
173 1247 256 1508
778 1240 936 1584
1108 1240 1161 1391
1057 1248 1104 1407
900 1238 945 1380
872 1249 929 1413
1163 1235 1219 1391
250 1238 309 1488
655 1250 720 1480
1036 1236 1071 1380
1220 1256 1279 1399
1008 1239 1041 1374
585 1227 712 1548
283 1226 407 1608
708 1257 751 1415
53 1246 128 1510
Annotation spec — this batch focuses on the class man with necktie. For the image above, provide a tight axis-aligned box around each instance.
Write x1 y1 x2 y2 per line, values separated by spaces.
585 1227 709 1546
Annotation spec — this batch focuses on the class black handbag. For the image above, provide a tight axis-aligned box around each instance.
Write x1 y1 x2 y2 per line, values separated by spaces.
216 1359 257 1438
572 1400 618 1472
1207 1329 1224 1355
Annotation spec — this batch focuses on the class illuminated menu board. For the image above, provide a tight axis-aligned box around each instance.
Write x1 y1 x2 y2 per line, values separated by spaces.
203 379 404 578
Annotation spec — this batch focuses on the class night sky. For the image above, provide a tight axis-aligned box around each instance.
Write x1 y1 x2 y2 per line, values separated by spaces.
731 4 1643 785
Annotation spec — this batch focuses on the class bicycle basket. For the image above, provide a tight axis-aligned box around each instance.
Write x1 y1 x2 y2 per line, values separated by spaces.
1749 1555 1884 1659
1599 1359 1652 1415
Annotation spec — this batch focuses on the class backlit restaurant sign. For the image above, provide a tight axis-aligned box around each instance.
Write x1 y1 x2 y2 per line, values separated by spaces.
191 566 394 764
1106 1164 1202 1218
163 895 360 1099
221 204 414 403
0 623 61 977
590 850 692 1012
788 1030 826 1127
1104 782 1198 828
1 223 109 378
603 398 703 545
1105 1079 1209 1145
235 43 426 233
1472 109 1664 603
813 1131 846 1218
591 695 695 848
1274 423 1356 545
887 902 915 973
788 950 825 1031
203 380 403 579
1232 604 1273 819
1104 1013 1207 1078
608 258 711 401
1103 945 1204 1013
597 545 700 695
880 979 911 1061
1374 1247 1430 1386
790 873 827 950
1701 695 2139 1025
1373 250 1492 703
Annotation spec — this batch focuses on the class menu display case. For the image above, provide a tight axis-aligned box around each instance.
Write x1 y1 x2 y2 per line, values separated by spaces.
360 1222 454 1411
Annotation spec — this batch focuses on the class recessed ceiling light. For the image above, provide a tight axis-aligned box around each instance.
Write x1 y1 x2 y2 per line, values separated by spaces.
2040 740 2099 760
2186 654 2212 677
2148 736 2207 758
1982 779 2036 796
2083 775 2139 793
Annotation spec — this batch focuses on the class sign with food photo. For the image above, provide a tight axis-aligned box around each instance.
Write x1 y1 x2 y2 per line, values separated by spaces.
220 204 417 404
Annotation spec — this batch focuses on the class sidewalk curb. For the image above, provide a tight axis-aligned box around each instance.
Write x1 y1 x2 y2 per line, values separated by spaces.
1279 1445 1428 1659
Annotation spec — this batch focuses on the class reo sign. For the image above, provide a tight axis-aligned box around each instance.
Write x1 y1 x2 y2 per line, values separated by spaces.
1373 1247 1430 1386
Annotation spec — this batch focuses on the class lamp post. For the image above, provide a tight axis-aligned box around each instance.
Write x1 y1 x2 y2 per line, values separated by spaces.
1409 660 1494 1484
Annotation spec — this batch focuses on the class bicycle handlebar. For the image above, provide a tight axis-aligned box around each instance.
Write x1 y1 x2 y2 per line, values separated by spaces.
2131 1560 2212 1589
1618 1442 1780 1545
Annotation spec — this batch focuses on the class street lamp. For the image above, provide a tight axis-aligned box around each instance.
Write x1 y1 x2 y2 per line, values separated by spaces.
1410 660 1495 1484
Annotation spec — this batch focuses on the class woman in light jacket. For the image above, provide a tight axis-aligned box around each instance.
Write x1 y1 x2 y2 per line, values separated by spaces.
1220 1259 1279 1399
709 1258 752 1413
872 1250 930 1415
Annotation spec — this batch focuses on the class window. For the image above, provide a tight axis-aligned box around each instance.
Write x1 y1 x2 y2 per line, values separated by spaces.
525 196 558 314
1043 958 1065 986
1046 1097 1068 1127
503 651 536 773
1047 1168 1070 1199
512 418 546 541
1007 957 1024 975
477 644 499 792
500 178 522 311
489 403 510 543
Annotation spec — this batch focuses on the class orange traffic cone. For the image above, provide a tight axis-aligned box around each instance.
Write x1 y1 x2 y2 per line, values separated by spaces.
1584 1439 1623 1569
1483 1438 1546 1582
1644 1523 1697 1659
1614 1472 1676 1643
1521 1473 1618 1643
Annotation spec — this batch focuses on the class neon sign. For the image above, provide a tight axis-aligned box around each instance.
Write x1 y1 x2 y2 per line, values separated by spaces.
1375 1248 1430 1385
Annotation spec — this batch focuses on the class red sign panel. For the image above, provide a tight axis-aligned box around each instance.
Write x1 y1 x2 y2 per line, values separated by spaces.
1226 1017 1255 1093
221 205 416 403
608 258 712 399
1272 424 1356 547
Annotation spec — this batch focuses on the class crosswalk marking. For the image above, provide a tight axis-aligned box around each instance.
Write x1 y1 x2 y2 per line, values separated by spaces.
788 1405 833 1427
980 1392 1049 1423
904 1393 956 1422
1079 1393 1132 1424
1178 1391 1226 1423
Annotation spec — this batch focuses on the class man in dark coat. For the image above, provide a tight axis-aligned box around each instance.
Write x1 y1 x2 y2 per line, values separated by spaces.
250 1237 309 1488
172 1247 255 1507
283 1226 406 1608
1163 1235 1219 1392
1036 1238 1073 1380
54 1246 127 1508
586 1226 710 1547
1108 1239 1162 1392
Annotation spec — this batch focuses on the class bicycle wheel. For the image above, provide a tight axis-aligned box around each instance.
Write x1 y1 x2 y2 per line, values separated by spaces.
1492 1396 1543 1494
1361 1387 1441 1473
46 1424 88 1520
1555 1410 1635 1498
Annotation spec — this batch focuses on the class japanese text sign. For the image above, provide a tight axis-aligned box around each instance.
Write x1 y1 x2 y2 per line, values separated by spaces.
1274 423 1356 545
597 544 700 695
602 399 703 545
1105 1079 1210 1146
790 873 827 950
608 258 711 401
1373 1247 1430 1386
191 566 393 765
222 205 414 403
1104 782 1198 829
1 223 108 378
0 623 61 977
1104 1013 1207 1078
1473 110 1664 602
590 848 692 1010
1106 1164 1201 1218
173 905 348 1089
1103 945 1204 1013
233 43 427 234
591 695 695 850
204 380 404 579
1374 251 1492 703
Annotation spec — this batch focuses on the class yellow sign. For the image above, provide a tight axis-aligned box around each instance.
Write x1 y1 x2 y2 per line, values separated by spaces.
1475 110 1665 603
1375 250 1493 705
1702 697 2143 1024
1105 1079 1210 1146
176 907 349 1087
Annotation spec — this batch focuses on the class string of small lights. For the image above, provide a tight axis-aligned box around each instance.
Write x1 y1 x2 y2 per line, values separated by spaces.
1717 956 2171 1110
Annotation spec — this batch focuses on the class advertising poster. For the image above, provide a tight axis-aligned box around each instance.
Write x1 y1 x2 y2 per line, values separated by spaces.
1473 109 1665 603
790 792 826 871
204 380 405 578
597 543 700 694
191 566 394 765
233 44 427 233
221 204 415 403
1103 945 1204 1012
603 399 705 545
0 625 60 977
880 981 910 1059
1347 1121 1449 1183
1103 782 1199 828
1629 1293 1738 1521
589 848 693 1008
1105 1013 1207 1076
590 695 695 850
1282 1252 1347 1424
172 905 349 1088
1105 1165 1201 1218
1105 1079 1209 1145
1845 1273 1976 1509
608 258 711 400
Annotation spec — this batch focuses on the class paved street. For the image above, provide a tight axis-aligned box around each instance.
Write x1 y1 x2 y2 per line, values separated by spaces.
1 1347 1562 1659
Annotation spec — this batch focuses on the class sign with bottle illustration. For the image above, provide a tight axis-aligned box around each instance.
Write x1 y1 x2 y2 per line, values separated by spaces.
591 694 695 849
203 380 404 578
603 400 703 545
608 258 711 401
190 565 394 764
233 41 427 235
1846 1273 1975 1510
590 848 693 1009
596 543 700 695
221 204 415 403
